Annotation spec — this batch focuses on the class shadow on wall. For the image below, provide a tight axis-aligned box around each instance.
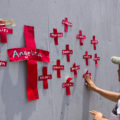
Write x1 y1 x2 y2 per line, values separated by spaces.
1 63 37 120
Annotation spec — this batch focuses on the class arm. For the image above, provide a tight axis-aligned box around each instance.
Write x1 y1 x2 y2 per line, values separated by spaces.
85 76 120 102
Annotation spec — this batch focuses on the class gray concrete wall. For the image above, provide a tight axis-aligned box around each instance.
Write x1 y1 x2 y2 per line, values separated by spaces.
0 0 120 120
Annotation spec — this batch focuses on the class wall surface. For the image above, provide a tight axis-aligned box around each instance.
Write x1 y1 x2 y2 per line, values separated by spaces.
0 0 120 120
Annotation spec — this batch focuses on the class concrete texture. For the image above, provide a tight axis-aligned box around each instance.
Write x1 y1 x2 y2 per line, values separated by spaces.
0 0 120 120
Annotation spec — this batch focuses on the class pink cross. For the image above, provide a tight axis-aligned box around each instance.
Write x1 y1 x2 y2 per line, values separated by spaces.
83 51 92 66
93 53 100 67
8 25 50 101
76 30 86 46
62 17 72 32
52 59 64 78
91 35 98 50
62 77 74 95
0 60 7 67
62 44 73 62
39 67 52 89
70 63 80 77
50 28 63 45
0 25 13 43
83 70 91 78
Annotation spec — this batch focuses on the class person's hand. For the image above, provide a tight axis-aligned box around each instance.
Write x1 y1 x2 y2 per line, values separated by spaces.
84 75 96 91
90 110 104 120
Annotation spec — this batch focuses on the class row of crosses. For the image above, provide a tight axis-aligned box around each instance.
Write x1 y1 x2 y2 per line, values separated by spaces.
50 18 98 51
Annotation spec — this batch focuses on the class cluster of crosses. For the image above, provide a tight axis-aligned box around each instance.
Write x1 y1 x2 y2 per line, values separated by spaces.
0 18 100 101
49 17 100 96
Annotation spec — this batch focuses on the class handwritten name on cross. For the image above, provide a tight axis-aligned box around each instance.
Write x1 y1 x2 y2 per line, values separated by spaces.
76 30 86 46
62 77 74 95
70 63 80 77
62 17 72 32
8 25 50 101
39 67 52 89
62 44 73 62
52 59 64 78
50 28 63 45
83 51 92 66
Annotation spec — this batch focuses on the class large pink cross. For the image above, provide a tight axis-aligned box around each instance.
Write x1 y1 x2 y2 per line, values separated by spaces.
93 53 100 67
50 28 63 45
62 17 72 32
52 59 64 78
0 25 13 43
62 44 73 62
91 35 98 50
8 25 50 101
39 67 52 89
62 77 74 95
83 51 92 66
76 30 86 46
70 63 80 77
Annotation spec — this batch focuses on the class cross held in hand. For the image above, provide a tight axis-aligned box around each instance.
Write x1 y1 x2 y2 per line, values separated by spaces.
91 35 98 50
0 25 13 43
93 53 100 67
76 30 86 46
52 59 64 78
83 51 92 66
83 70 91 79
50 28 63 45
39 67 52 89
62 17 72 32
70 63 80 77
62 77 74 95
62 44 73 62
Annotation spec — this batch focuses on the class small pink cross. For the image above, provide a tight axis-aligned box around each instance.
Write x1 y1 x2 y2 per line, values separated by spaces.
91 35 98 50
83 51 92 66
62 44 73 62
50 28 63 45
83 70 91 79
62 17 72 32
52 59 64 78
76 30 86 46
0 25 13 43
70 63 80 77
93 53 100 67
0 60 7 67
62 77 74 95
39 67 52 89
